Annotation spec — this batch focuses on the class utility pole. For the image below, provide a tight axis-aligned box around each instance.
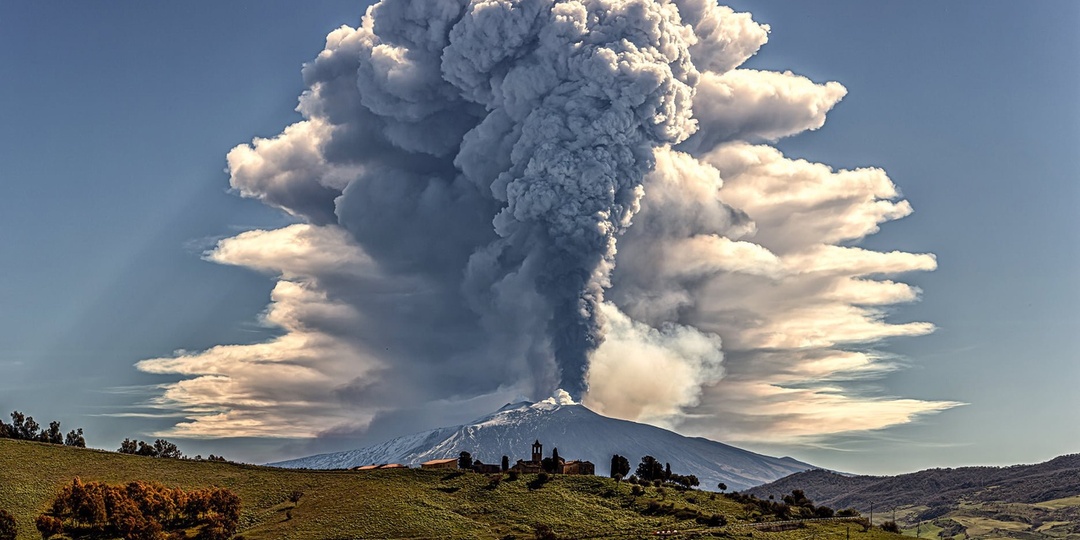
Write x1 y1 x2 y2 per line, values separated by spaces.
870 502 874 528
917 522 921 538
847 526 850 540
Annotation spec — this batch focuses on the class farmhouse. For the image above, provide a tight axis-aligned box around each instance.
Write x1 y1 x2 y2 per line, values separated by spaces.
421 458 459 469
352 463 407 471
562 460 595 475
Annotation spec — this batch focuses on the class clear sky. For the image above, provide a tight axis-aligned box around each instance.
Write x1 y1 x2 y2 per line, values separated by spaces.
0 1 1076 475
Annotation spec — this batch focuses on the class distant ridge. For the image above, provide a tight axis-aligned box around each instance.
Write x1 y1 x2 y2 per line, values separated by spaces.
745 454 1080 511
270 397 816 491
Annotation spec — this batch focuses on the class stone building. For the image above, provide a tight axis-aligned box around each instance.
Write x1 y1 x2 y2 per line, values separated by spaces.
509 440 594 475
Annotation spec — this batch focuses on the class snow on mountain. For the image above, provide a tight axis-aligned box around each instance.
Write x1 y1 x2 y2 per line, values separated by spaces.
269 395 815 491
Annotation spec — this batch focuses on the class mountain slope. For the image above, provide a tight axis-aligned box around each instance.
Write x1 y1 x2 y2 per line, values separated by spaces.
270 397 814 491
745 454 1080 511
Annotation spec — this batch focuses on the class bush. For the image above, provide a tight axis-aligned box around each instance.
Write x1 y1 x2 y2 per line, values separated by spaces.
528 472 551 490
881 521 901 534
696 513 727 527
288 490 304 504
533 524 558 540
815 506 835 518
35 515 63 538
0 509 15 540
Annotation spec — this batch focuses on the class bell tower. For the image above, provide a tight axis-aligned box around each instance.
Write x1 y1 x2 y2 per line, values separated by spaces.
531 440 543 463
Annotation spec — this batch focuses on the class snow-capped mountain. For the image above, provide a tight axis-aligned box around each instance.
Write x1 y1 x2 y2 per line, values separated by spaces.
269 393 815 491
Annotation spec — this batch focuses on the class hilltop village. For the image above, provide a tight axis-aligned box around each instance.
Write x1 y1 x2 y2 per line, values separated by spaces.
353 439 595 476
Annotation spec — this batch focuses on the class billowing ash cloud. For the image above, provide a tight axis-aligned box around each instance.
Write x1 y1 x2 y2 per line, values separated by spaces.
139 0 958 446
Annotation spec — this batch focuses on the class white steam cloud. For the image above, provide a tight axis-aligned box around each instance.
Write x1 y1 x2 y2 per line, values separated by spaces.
139 0 957 445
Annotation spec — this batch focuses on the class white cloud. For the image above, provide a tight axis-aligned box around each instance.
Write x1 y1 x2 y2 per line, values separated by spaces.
682 70 847 153
137 226 384 438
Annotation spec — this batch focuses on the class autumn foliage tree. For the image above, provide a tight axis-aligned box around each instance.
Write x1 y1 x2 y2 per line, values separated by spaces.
37 478 240 540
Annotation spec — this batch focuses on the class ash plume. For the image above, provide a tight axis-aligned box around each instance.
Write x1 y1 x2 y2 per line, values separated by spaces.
138 0 958 446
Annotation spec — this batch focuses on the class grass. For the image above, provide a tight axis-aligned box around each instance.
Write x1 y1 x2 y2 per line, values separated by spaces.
1033 496 1080 510
0 438 908 540
900 521 943 538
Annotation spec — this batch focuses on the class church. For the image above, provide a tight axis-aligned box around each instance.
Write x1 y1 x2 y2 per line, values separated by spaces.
510 440 594 476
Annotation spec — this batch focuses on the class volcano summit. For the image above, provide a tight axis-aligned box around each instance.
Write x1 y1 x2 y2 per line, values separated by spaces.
271 393 814 491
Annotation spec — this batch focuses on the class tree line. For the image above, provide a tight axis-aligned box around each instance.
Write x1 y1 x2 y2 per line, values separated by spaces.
609 454 700 489
0 410 85 447
1 409 230 463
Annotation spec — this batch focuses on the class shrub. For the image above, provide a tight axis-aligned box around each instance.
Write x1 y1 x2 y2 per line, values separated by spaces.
533 524 558 540
0 509 16 540
696 513 727 527
528 472 551 490
288 490 304 504
881 521 901 534
815 506 835 518
36 514 63 538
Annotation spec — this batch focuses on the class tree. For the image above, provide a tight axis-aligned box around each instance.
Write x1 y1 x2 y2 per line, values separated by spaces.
65 428 86 448
10 411 40 440
783 489 810 507
636 456 664 481
541 457 556 473
610 454 630 478
153 439 182 459
0 509 15 540
458 451 473 470
119 438 138 454
501 455 510 472
41 421 64 444
664 462 672 480
717 482 727 492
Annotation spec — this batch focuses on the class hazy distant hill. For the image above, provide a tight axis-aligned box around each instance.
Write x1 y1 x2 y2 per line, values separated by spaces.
745 454 1080 512
270 398 815 491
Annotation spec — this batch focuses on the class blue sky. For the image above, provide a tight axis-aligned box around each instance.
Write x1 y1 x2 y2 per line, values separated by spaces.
0 1 1076 474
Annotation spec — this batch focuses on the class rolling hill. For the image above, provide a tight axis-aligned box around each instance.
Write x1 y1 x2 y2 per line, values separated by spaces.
745 454 1080 539
0 437 882 540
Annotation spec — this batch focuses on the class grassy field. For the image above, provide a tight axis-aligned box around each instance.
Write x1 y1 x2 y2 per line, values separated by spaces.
883 498 1080 540
0 438 903 539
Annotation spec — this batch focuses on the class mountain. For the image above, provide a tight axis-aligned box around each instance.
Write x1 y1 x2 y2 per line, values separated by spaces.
745 453 1080 512
269 394 815 491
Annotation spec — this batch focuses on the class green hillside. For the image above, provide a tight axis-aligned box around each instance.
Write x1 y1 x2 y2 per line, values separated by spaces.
1 438 892 539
